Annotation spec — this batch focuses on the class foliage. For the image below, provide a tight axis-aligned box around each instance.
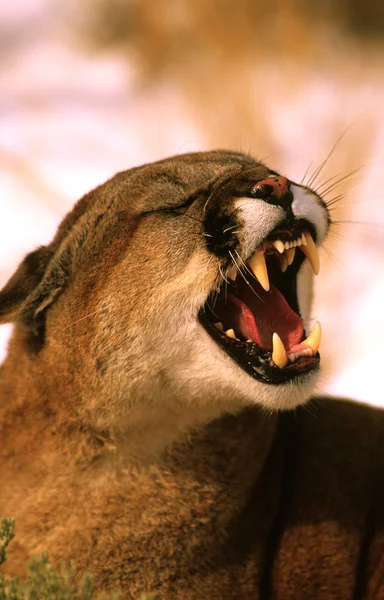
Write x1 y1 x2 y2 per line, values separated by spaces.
0 518 154 600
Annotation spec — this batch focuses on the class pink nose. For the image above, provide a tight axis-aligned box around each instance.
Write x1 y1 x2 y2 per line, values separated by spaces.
255 176 289 199
250 175 292 208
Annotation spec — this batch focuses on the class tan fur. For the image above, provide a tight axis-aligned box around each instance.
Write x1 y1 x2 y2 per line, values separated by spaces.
0 151 383 599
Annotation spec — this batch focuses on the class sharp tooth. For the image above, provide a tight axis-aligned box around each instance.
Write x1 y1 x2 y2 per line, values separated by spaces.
225 328 236 339
301 233 307 246
299 232 320 275
272 332 288 368
284 241 290 250
214 322 224 331
248 251 270 291
292 240 297 247
296 238 302 246
286 248 296 265
302 321 322 354
277 253 288 272
227 267 237 281
273 240 285 254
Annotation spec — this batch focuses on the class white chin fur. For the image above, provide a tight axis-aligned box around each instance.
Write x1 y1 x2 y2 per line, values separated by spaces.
164 323 317 414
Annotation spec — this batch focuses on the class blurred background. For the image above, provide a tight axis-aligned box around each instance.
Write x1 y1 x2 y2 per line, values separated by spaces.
0 0 383 405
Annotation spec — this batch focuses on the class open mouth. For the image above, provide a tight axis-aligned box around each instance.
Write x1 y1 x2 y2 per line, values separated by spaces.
199 229 322 384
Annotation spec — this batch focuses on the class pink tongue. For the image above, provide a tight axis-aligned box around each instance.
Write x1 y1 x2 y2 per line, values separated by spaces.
224 284 303 351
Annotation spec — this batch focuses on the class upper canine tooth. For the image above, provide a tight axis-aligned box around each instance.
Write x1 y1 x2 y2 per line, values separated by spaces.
248 251 270 291
301 233 307 246
227 267 237 281
273 240 285 254
214 322 224 331
302 321 322 354
286 247 296 265
225 328 236 339
299 232 320 275
272 332 288 368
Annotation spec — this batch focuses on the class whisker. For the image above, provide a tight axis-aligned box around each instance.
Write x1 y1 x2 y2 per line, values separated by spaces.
325 229 354 243
178 211 204 224
223 224 240 234
218 265 229 286
59 304 114 334
331 219 384 228
306 125 354 189
300 400 319 418
327 192 384 212
199 255 216 305
301 160 314 185
233 250 265 303
319 167 362 197
314 173 341 194
320 244 346 268
325 193 345 208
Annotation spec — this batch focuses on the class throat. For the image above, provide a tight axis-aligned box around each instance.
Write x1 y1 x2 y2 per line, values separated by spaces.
164 407 278 485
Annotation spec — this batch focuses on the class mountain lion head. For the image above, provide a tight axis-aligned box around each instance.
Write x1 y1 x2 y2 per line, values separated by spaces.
0 150 329 453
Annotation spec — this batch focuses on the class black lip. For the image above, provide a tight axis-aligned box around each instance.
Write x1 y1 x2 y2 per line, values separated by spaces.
199 314 320 385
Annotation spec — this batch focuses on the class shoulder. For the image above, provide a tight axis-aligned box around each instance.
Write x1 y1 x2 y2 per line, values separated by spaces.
295 396 384 460
283 396 384 489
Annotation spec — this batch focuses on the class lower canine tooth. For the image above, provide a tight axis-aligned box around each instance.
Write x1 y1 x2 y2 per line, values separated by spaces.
286 248 296 265
302 321 322 354
277 254 288 272
272 332 288 368
248 251 270 291
299 232 320 275
225 328 236 339
227 267 237 281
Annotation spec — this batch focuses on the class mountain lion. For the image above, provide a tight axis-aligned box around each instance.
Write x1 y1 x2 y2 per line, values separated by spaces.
0 150 383 599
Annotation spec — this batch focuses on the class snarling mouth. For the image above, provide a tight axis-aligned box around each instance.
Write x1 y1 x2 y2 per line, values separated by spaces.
199 230 322 384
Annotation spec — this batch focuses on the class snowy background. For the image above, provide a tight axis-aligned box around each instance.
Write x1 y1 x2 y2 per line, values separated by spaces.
1 0 383 405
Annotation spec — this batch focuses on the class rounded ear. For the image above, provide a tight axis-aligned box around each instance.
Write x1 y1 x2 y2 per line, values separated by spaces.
0 246 55 325
0 188 98 330
0 177 129 337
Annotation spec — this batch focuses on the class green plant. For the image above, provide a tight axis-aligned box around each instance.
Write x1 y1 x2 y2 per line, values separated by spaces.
0 518 160 600
0 518 15 569
0 518 155 599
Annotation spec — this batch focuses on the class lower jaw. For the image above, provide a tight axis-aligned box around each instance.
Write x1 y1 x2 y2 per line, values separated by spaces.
201 317 320 385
